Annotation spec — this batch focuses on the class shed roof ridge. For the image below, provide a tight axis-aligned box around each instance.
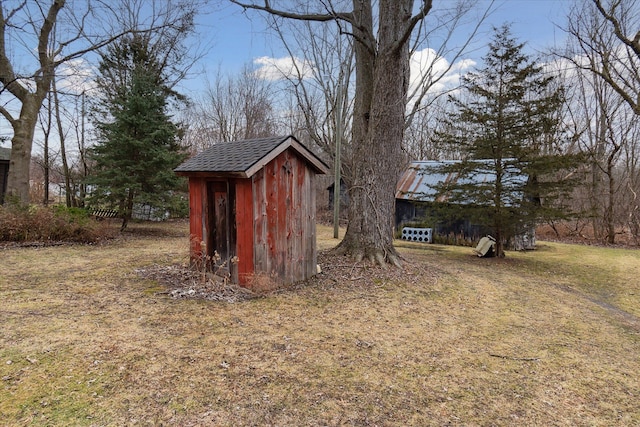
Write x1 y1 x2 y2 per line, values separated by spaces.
174 134 328 176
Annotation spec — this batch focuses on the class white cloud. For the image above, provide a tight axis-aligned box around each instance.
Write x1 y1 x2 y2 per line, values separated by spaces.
410 48 449 89
409 48 476 98
56 58 97 94
449 58 477 74
253 55 315 81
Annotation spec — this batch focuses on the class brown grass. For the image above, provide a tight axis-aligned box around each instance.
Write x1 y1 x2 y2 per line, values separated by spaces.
1 220 639 426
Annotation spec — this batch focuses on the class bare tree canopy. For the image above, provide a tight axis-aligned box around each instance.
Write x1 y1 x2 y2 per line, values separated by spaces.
185 65 277 148
0 0 198 204
564 0 640 115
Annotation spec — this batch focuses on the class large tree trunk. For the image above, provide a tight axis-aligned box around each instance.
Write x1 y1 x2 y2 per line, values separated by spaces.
6 94 42 204
336 0 411 266
227 0 432 266
1 1 64 205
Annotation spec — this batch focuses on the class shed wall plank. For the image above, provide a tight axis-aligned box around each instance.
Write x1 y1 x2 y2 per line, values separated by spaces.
188 178 205 261
253 168 268 275
302 165 316 278
291 154 305 281
264 149 318 283
266 154 279 277
235 178 254 284
277 152 290 281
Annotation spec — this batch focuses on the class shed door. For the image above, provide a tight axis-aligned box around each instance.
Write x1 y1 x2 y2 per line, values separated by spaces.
207 181 230 264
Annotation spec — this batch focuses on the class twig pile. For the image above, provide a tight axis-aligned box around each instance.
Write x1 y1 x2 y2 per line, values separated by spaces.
136 264 258 303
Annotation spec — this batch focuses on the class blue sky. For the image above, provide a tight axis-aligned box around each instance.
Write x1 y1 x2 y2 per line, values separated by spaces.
0 0 572 152
181 0 571 94
487 0 569 51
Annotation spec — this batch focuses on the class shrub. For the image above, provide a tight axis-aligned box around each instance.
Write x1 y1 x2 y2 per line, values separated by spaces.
0 204 115 244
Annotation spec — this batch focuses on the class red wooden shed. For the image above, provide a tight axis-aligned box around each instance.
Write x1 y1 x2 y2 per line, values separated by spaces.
174 135 328 286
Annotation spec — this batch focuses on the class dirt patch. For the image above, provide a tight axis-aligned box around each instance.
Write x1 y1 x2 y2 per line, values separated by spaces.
307 249 438 290
551 282 640 331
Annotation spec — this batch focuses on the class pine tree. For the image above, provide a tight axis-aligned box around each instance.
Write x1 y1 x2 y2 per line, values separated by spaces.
88 35 187 230
431 25 581 257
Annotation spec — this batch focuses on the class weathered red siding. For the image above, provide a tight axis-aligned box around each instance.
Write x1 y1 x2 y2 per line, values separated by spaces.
188 177 205 259
250 149 317 284
252 168 267 278
235 178 255 284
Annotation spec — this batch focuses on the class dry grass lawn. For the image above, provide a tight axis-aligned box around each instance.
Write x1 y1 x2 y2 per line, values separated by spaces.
1 220 639 426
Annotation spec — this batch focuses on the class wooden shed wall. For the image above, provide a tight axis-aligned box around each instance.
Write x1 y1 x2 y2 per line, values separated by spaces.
188 177 206 258
252 148 317 284
235 178 255 283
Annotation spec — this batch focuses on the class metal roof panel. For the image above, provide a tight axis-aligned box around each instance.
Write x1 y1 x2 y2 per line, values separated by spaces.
396 160 527 204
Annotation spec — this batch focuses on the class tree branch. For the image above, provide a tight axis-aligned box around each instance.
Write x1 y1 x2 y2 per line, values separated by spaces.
591 0 640 57
405 1 494 127
0 104 17 125
563 1 640 115
230 0 378 58
489 353 540 362
36 0 64 86
0 2 30 101
394 0 433 53
229 0 353 24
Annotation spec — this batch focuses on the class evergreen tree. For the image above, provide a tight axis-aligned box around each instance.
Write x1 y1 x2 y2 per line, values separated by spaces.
88 35 187 230
431 25 581 257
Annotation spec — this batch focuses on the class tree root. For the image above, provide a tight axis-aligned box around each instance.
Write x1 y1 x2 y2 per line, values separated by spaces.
331 243 403 268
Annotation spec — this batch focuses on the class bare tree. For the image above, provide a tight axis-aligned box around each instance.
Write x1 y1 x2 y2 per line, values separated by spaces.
560 0 640 244
404 2 492 130
74 91 89 206
403 96 452 160
38 90 55 205
230 0 486 266
622 119 640 243
265 17 355 185
584 77 625 243
564 0 640 115
189 65 277 147
0 0 198 204
51 77 74 207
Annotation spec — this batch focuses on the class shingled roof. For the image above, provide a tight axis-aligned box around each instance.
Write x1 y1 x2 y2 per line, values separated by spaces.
175 135 328 178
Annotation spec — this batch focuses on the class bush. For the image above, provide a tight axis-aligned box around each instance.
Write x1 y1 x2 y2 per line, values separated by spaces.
0 204 115 244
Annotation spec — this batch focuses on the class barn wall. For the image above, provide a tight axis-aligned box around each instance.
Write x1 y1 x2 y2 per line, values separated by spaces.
252 148 318 284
